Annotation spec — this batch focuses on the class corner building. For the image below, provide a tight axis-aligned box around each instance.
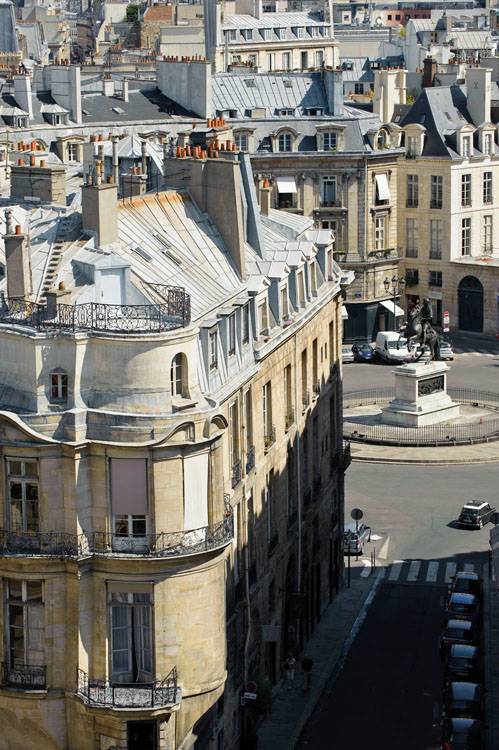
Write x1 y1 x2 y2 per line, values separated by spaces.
0 148 351 748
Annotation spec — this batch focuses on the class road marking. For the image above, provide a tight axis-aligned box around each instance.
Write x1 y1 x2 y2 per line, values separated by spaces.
370 534 383 541
360 559 372 578
426 561 439 582
388 560 404 581
472 352 482 357
445 562 457 583
378 537 390 559
464 563 475 573
407 560 421 581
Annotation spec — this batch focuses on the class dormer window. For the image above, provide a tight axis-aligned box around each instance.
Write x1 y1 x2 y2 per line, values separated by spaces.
376 129 388 149
297 269 306 307
483 132 493 155
228 313 236 356
407 136 419 156
278 132 291 152
209 329 218 371
245 29 253 41
295 27 305 38
462 136 471 158
225 29 237 42
310 26 320 37
307 108 324 117
280 109 294 117
258 300 269 336
323 132 337 151
50 371 68 401
310 262 317 295
261 28 272 41
280 283 289 321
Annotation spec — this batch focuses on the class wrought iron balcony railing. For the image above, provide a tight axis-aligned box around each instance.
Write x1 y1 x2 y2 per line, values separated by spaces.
3 662 46 689
0 292 190 334
264 426 276 451
313 380 320 399
302 391 310 412
75 667 179 709
246 445 255 474
285 408 295 431
232 459 242 489
0 515 233 559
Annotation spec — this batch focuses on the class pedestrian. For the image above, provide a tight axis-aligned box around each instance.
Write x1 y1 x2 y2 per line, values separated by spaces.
301 653 314 692
284 653 296 690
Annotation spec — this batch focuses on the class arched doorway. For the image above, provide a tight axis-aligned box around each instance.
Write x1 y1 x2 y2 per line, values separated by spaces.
458 276 483 332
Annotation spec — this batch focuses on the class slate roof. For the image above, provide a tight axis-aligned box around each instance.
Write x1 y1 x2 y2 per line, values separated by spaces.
340 56 404 84
0 0 19 53
213 72 327 117
222 11 324 30
81 83 194 123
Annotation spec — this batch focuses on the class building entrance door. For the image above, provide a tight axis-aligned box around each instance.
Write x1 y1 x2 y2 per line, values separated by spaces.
128 720 156 750
458 276 483 332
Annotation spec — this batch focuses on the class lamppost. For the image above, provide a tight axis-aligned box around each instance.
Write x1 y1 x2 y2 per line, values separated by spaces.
383 274 405 330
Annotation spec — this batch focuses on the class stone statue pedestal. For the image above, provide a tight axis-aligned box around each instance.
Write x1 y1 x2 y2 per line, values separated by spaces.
381 361 460 427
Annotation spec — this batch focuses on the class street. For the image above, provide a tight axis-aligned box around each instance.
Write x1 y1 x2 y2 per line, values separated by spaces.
297 336 498 749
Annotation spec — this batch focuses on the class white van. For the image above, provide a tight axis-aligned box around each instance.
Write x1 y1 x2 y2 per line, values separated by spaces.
375 331 411 363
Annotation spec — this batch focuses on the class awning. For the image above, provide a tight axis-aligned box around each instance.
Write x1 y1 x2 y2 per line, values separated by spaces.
380 299 404 316
375 173 391 201
341 305 349 319
276 176 297 193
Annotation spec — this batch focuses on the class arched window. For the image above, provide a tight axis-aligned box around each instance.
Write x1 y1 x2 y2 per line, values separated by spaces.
376 129 387 149
170 353 186 396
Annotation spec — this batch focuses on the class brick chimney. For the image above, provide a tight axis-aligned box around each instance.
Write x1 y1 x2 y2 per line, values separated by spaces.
10 161 67 205
423 57 436 88
4 213 31 298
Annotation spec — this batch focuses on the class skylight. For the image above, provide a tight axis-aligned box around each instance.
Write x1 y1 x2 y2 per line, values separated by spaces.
244 79 256 88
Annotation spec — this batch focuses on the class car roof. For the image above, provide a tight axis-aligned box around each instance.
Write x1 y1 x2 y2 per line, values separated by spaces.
450 644 477 657
462 501 488 509
450 717 479 731
451 682 479 699
449 592 476 604
454 572 479 581
446 619 473 630
344 522 364 532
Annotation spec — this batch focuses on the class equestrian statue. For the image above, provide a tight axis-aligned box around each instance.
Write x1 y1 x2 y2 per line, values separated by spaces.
400 298 441 361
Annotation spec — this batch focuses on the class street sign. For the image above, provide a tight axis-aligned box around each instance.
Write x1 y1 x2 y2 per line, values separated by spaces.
443 311 450 333
244 692 257 700
246 681 257 693
351 508 363 521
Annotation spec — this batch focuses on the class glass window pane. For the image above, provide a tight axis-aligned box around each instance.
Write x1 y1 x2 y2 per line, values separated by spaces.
132 516 146 536
8 461 23 476
26 581 43 603
8 580 23 600
114 516 129 536
9 481 22 501
24 462 38 477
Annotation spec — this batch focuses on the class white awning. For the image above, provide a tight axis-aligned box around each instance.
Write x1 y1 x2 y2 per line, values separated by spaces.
375 173 391 201
380 299 404 316
276 176 297 193
341 305 349 319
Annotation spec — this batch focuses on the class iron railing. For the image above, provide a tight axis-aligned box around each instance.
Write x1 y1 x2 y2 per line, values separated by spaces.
0 293 190 334
0 515 233 559
246 445 255 474
3 662 46 689
344 388 499 445
313 380 321 398
232 459 242 489
285 408 295 431
76 667 179 709
264 426 276 451
302 391 310 412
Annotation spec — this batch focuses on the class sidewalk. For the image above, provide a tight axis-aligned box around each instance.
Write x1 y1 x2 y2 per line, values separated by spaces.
350 440 499 465
257 570 382 750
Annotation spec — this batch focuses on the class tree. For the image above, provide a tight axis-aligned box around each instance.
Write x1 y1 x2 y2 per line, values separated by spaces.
125 4 139 22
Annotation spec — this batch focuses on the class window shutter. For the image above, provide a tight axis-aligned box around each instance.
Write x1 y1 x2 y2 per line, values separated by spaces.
110 459 147 515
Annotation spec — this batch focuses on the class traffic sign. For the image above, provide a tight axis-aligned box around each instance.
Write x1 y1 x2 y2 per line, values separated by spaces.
244 692 257 700
351 508 363 521
246 681 257 693
443 311 450 333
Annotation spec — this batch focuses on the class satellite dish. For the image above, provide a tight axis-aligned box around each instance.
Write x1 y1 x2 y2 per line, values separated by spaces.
375 16 383 25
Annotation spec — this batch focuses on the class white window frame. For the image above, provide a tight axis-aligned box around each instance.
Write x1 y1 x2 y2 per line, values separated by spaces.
462 135 471 158
323 131 337 151
430 219 442 259
109 589 153 683
234 132 249 151
228 313 236 356
375 215 386 251
280 283 289 321
50 371 68 401
483 214 492 253
7 459 39 535
209 329 218 371
483 171 493 204
321 175 337 204
278 132 292 152
461 217 471 256
258 300 269 335
6 579 45 670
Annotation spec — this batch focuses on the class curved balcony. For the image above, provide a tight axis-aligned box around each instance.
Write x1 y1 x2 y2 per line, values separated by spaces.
0 513 233 560
0 290 191 334
2 662 46 689
75 667 180 710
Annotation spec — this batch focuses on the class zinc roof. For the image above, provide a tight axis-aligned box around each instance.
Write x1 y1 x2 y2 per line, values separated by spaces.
222 12 324 30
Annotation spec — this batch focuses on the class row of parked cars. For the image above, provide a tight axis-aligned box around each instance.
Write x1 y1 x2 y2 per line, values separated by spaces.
440 571 485 749
342 335 454 364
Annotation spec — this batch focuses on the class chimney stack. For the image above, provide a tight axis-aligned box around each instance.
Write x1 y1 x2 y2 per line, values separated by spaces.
81 179 118 246
466 66 492 126
423 57 436 88
259 178 271 216
141 140 147 178
13 74 33 120
3 213 31 298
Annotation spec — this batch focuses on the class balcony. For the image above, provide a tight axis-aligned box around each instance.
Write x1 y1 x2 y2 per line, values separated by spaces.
75 667 180 709
0 291 191 334
302 391 310 412
264 426 276 452
232 459 242 489
2 662 46 689
405 248 418 258
429 200 442 209
246 445 255 473
313 380 320 399
0 530 78 557
285 408 295 431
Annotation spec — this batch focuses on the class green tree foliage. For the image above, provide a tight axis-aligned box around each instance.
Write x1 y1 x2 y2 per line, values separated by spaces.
125 4 139 22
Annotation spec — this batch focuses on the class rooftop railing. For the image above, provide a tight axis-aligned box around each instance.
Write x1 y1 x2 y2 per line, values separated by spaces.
0 290 191 334
75 667 179 709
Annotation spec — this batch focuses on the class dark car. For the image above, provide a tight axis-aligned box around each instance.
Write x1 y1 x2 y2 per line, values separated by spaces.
458 501 496 529
343 521 371 555
351 342 375 362
440 619 477 655
444 644 481 683
444 593 480 625
449 572 482 602
442 717 485 750
443 682 483 720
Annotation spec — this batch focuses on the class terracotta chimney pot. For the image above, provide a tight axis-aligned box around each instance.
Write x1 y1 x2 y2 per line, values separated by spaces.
30 155 35 166
15 225 22 234
40 160 46 167
18 158 23 165
263 177 269 188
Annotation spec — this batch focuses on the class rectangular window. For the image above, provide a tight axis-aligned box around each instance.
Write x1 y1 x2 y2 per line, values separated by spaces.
234 132 248 151
406 218 418 257
242 304 250 343
263 382 273 444
406 174 418 207
315 50 324 68
430 220 442 259
284 364 293 428
484 132 492 155
354 83 363 95
323 132 337 151
229 400 239 467
296 26 305 38
312 337 318 392
483 171 492 204
430 175 443 208
243 389 253 454
301 349 308 409
462 136 471 158
329 320 335 369
50 372 68 401
405 268 419 287
109 586 153 683
282 51 290 69
209 329 218 370
278 133 291 152
228 313 236 356
297 269 305 306
7 459 39 535
67 142 78 161
280 284 289 321
267 52 275 70
258 301 268 335
245 29 253 41
461 174 471 207
310 262 317 295
322 175 337 204
461 217 471 256
429 270 442 287
110 459 147 549
483 215 492 253
6 579 44 675
375 216 385 251
407 136 419 156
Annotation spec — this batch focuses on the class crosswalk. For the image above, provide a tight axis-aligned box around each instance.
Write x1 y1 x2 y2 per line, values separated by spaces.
454 348 498 358
360 558 480 585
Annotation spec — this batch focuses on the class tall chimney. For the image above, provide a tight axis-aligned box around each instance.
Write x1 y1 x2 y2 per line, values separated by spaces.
4 219 31 298
466 66 492 126
423 57 436 88
81 180 118 246
259 178 271 216
112 137 119 189
122 77 129 102
13 75 33 120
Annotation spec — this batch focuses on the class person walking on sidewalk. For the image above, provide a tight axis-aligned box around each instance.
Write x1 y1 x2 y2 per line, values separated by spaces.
301 654 314 692
284 654 296 690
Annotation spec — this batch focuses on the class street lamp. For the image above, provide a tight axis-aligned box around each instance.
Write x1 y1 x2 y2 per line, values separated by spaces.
383 274 406 330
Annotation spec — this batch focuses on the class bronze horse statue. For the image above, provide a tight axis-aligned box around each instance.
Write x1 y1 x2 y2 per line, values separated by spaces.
401 302 441 361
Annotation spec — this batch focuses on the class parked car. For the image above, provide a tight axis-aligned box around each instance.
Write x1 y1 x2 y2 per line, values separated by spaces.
443 682 483 720
458 501 496 529
440 619 477 655
444 593 480 625
342 345 355 364
375 331 412 363
442 717 485 750
351 342 375 362
449 572 482 601
444 644 481 683
440 340 454 361
411 344 431 362
343 521 371 555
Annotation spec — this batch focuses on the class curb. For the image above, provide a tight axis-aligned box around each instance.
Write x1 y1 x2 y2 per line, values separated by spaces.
351 455 499 466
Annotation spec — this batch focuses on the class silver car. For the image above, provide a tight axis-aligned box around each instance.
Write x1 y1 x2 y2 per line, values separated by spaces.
342 345 355 364
344 521 371 555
